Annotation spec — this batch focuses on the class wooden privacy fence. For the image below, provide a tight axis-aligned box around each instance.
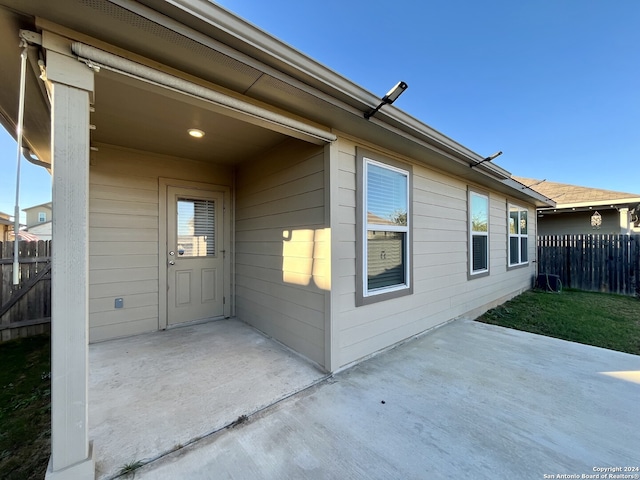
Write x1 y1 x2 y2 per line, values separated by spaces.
537 234 640 296
0 240 52 341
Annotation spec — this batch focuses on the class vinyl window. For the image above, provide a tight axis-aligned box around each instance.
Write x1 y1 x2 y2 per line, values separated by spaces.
469 190 489 276
508 204 528 266
356 149 412 305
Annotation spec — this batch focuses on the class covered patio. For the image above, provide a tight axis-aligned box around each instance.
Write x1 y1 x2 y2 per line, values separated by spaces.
89 319 327 480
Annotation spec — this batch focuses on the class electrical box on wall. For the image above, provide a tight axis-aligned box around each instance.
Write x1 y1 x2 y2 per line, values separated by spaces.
114 298 124 309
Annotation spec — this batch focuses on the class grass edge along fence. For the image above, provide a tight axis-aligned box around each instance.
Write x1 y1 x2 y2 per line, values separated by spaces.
537 234 640 297
0 240 52 342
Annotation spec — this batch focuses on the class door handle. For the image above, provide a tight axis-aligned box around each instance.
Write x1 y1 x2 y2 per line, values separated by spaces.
168 260 175 266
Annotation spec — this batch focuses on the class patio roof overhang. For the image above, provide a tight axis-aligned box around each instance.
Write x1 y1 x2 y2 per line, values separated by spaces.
0 0 550 207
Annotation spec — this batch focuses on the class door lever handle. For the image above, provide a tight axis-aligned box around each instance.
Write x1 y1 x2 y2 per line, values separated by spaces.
168 260 175 265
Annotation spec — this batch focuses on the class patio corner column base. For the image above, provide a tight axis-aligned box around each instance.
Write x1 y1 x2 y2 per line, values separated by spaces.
45 442 95 480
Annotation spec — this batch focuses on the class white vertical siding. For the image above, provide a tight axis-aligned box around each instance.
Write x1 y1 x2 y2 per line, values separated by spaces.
88 145 232 342
334 138 536 367
235 139 326 366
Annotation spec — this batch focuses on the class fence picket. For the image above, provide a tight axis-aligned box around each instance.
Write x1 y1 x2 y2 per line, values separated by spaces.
0 240 52 341
538 234 640 296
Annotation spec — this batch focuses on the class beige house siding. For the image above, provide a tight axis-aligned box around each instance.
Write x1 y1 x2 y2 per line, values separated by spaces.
334 139 535 367
538 210 623 235
235 139 327 367
88 145 232 342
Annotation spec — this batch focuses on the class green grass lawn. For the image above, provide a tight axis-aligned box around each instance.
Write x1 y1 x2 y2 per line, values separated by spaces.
0 334 51 480
476 289 640 355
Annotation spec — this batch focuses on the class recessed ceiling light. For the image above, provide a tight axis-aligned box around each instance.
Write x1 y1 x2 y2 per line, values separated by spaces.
188 128 205 138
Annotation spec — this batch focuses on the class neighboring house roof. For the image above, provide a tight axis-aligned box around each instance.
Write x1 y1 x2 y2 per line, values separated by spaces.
0 217 13 226
513 177 640 209
8 230 40 241
26 220 52 234
22 201 52 212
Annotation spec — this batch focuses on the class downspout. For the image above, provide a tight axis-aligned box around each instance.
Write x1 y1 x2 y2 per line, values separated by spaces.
13 39 28 286
22 147 50 169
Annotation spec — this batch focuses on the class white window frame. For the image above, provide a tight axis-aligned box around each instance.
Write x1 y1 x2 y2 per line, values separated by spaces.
508 204 529 267
356 148 413 306
468 189 489 277
38 212 46 222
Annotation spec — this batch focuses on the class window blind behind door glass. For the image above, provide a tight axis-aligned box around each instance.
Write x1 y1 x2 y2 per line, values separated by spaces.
177 198 215 257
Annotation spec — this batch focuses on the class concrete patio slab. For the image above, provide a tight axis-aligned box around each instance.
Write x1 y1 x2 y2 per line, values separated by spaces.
89 319 327 480
135 319 640 480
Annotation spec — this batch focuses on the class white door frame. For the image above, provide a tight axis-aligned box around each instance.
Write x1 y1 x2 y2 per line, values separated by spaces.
158 177 231 329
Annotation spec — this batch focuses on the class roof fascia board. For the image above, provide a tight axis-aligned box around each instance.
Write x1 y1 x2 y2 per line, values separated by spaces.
154 0 375 106
112 0 509 176
108 0 537 201
108 0 370 113
22 201 52 211
501 178 555 208
163 0 510 176
541 198 640 210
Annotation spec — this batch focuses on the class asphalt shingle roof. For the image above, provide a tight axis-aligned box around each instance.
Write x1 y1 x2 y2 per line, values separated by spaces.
512 177 640 205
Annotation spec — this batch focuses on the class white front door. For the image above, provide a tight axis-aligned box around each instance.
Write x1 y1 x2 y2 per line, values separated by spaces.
166 186 224 326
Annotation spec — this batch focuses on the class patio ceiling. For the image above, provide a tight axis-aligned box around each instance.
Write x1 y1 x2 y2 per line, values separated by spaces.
0 3 298 167
92 71 290 164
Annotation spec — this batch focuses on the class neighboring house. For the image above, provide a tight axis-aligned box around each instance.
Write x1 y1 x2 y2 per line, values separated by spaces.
22 201 52 240
0 1 552 478
0 211 12 241
514 177 640 235
0 211 37 241
24 201 52 228
0 212 13 242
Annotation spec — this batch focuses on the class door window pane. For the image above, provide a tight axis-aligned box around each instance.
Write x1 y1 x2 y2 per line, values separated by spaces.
177 198 215 257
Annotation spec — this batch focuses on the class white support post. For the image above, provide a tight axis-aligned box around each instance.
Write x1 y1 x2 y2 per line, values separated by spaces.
619 208 630 235
45 50 95 480
323 140 341 372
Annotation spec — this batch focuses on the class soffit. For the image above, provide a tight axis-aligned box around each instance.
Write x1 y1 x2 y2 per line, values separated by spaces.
93 71 288 164
0 8 51 163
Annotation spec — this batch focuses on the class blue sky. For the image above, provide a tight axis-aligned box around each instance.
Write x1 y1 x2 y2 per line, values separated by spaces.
1 0 638 219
